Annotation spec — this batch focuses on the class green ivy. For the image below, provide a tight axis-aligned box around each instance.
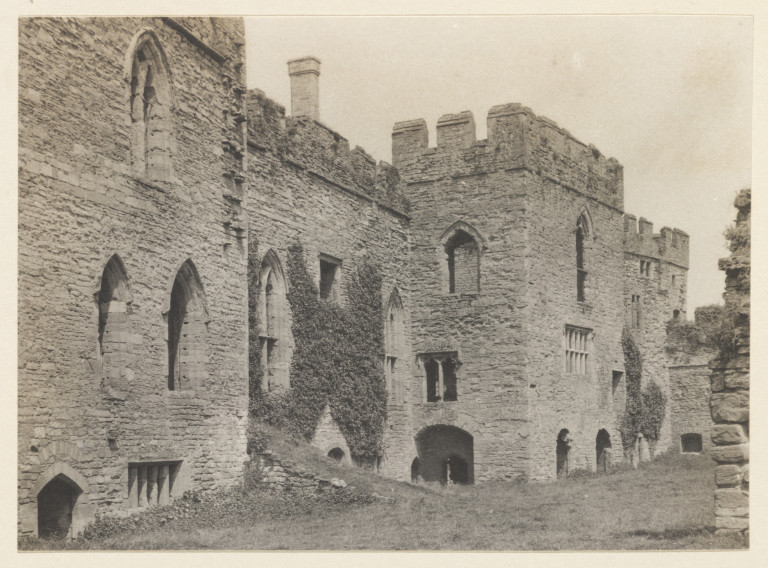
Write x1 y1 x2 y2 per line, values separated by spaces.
619 327 667 452
249 242 387 459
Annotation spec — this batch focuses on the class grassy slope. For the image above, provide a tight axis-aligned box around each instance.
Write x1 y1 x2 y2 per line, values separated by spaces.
22 427 747 551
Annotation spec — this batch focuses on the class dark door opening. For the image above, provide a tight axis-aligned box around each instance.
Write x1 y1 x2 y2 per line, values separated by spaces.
596 429 612 472
556 429 571 478
37 475 81 538
442 455 469 484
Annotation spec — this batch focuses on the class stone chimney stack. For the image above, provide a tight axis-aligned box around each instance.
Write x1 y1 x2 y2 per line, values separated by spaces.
288 56 321 121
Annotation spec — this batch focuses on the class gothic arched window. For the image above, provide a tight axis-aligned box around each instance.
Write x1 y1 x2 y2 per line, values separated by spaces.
168 260 208 390
385 289 405 404
576 211 593 302
439 221 484 294
127 29 173 181
258 250 291 391
98 255 132 387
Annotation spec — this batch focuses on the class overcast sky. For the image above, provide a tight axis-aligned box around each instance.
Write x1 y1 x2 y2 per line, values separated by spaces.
244 15 752 313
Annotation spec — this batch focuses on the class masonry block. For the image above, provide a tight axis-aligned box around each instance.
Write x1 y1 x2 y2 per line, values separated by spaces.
710 391 749 423
711 424 748 445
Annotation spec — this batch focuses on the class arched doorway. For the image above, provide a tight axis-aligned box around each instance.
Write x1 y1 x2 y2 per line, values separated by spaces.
556 429 571 478
415 425 474 484
596 429 612 472
37 475 83 538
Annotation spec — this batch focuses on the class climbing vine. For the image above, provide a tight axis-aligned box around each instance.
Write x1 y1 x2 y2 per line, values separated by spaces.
249 242 387 459
619 327 667 452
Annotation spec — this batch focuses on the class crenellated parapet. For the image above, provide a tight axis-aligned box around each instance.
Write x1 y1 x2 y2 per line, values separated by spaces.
247 89 409 214
623 214 689 268
392 104 624 209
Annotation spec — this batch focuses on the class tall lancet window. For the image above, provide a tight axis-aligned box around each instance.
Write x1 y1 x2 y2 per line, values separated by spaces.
168 260 208 390
385 289 405 404
258 250 291 391
98 255 132 388
128 30 173 181
576 211 592 302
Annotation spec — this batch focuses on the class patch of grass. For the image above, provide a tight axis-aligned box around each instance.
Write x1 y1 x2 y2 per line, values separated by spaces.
20 429 748 551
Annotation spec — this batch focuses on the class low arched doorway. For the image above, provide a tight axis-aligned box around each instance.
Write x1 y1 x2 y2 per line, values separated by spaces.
415 425 474 484
556 429 571 478
596 429 612 472
37 474 83 538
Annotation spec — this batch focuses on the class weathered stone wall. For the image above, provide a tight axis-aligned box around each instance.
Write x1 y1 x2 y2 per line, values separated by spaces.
709 189 750 535
393 106 642 482
525 175 626 480
19 18 699 527
245 89 416 481
18 17 249 536
666 307 720 454
395 118 530 482
623 215 690 456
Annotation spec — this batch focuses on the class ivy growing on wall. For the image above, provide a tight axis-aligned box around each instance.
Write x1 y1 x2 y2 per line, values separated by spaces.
619 327 667 453
247 232 263 409
249 242 388 460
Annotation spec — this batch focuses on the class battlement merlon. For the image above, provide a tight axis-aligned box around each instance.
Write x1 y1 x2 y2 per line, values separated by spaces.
246 89 409 214
623 213 689 268
392 104 624 210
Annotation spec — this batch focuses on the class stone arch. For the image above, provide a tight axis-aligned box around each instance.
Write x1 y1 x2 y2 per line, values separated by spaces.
415 424 474 484
97 255 133 390
31 462 92 539
167 259 208 390
257 250 291 391
575 206 595 240
556 428 572 478
596 429 612 472
438 221 485 294
124 28 175 181
385 288 406 404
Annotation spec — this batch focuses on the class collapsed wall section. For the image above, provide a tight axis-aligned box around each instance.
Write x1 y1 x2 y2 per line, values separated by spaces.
666 307 720 455
709 189 750 535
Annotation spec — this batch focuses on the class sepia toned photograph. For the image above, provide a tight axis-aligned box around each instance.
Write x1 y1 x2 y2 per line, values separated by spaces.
15 3 753 554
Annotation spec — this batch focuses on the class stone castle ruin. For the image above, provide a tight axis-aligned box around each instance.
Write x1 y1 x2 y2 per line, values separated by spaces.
19 17 709 538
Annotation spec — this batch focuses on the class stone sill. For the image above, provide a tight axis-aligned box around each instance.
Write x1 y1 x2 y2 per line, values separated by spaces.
445 293 479 299
164 389 209 405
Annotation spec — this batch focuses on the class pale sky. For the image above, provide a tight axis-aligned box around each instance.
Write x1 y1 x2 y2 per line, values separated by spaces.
245 15 752 313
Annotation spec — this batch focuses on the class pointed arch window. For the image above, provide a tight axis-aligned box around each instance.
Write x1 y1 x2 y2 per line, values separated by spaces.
127 30 173 182
439 221 484 295
258 251 291 391
385 289 405 404
576 211 592 302
168 260 208 390
98 255 132 388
